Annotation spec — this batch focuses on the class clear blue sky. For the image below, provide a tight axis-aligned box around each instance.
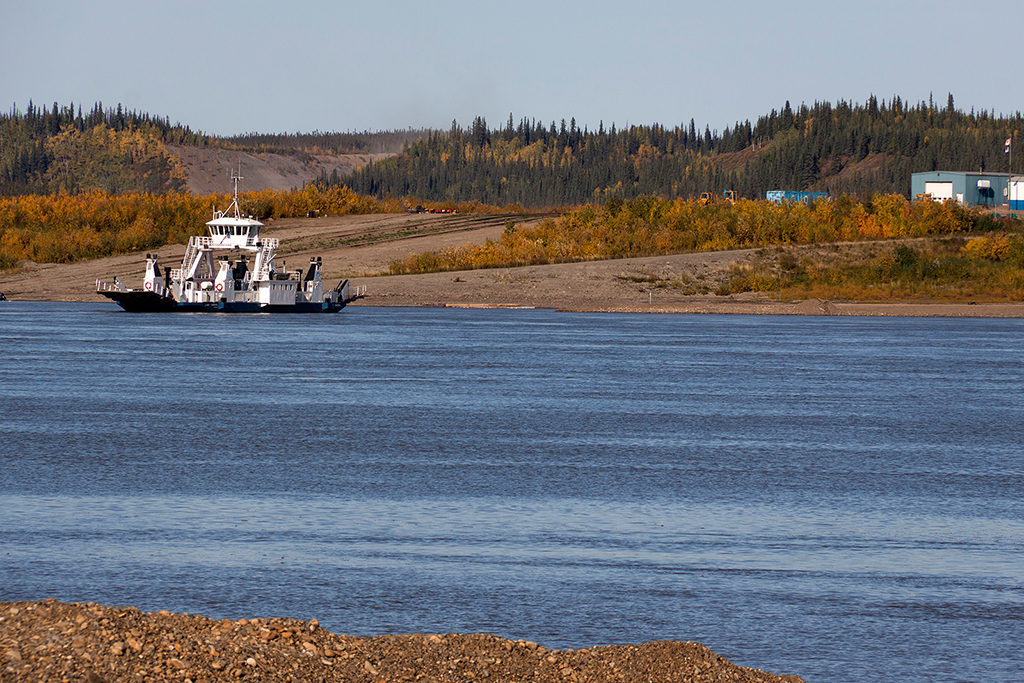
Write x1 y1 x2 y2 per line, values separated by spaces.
3 0 1021 137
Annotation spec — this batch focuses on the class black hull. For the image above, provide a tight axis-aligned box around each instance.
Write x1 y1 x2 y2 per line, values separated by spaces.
98 290 179 312
175 301 347 313
98 289 346 313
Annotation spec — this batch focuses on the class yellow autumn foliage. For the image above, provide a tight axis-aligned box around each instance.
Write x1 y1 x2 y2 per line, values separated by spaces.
390 194 984 275
962 235 1024 264
0 185 395 269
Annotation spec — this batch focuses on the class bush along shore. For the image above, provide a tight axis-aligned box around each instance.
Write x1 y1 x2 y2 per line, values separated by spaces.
1 600 804 682
387 197 1024 303
388 194 989 275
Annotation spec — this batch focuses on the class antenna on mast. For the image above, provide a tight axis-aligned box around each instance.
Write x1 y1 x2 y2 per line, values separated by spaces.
229 161 243 218
232 161 243 194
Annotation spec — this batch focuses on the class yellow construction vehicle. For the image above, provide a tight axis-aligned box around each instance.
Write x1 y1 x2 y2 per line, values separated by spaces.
699 190 739 205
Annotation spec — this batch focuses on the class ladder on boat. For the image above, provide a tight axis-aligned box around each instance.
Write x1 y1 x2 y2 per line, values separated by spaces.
180 236 212 279
251 238 280 282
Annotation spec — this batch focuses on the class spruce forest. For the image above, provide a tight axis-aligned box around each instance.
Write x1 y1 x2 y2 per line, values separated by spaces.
336 95 1022 206
0 101 425 196
3 95 1021 204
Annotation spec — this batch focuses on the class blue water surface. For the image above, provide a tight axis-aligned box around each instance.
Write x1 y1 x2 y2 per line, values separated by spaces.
1 302 1022 683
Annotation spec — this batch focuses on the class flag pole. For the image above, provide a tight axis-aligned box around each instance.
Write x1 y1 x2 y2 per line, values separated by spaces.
1007 133 1013 208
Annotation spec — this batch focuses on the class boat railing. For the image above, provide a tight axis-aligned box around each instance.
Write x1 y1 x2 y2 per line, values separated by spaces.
335 284 366 303
95 279 173 299
96 279 129 293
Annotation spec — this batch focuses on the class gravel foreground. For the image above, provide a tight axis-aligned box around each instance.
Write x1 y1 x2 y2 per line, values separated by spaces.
1 600 804 683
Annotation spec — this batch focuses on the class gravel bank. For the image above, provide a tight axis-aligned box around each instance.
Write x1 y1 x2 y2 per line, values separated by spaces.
2 600 803 683
3 214 1023 317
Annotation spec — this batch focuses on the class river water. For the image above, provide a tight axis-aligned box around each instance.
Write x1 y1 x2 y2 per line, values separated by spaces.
1 302 1021 682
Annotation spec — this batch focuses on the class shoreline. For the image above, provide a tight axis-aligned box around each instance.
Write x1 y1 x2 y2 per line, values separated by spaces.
3 214 1023 318
1 599 804 682
353 298 1024 318
7 292 1024 319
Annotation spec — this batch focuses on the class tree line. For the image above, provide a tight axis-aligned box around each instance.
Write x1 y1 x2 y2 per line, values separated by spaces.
3 95 1022 208
335 96 1023 206
0 101 205 195
218 130 431 158
0 101 429 196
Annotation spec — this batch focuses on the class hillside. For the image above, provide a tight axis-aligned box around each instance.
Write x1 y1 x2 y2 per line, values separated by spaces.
164 144 392 194
4 97 1020 205
0 102 416 196
337 98 1024 206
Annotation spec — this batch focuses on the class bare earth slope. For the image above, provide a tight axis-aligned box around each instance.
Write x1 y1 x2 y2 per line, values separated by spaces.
165 145 392 194
1 600 804 683
2 213 1023 317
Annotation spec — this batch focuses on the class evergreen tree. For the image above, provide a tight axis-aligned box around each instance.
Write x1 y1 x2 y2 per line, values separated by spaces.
334 96 1024 207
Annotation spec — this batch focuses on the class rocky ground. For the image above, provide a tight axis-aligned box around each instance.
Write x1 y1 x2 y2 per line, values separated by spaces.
1 601 803 683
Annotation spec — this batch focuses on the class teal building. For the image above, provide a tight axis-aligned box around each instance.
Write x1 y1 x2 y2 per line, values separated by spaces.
910 171 1010 207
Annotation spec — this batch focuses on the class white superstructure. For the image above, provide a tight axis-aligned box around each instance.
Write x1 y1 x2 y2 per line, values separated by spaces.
97 174 353 313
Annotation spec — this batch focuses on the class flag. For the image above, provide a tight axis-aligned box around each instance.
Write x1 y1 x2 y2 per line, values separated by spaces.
1006 138 1012 153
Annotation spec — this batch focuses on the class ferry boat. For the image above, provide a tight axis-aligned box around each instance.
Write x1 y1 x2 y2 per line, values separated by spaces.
96 177 355 313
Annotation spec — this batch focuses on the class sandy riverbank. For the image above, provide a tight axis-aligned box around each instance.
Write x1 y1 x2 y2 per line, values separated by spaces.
1 600 803 683
2 213 1022 317
343 256 1024 318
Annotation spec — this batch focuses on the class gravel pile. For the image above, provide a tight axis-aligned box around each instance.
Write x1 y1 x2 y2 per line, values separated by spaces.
2 600 803 682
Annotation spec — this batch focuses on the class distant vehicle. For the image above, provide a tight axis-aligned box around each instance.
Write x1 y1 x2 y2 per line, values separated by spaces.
699 190 739 205
406 204 458 214
766 190 829 205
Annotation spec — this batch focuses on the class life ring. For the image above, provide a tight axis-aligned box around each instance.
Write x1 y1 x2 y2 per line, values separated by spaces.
215 282 224 292
144 281 152 290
